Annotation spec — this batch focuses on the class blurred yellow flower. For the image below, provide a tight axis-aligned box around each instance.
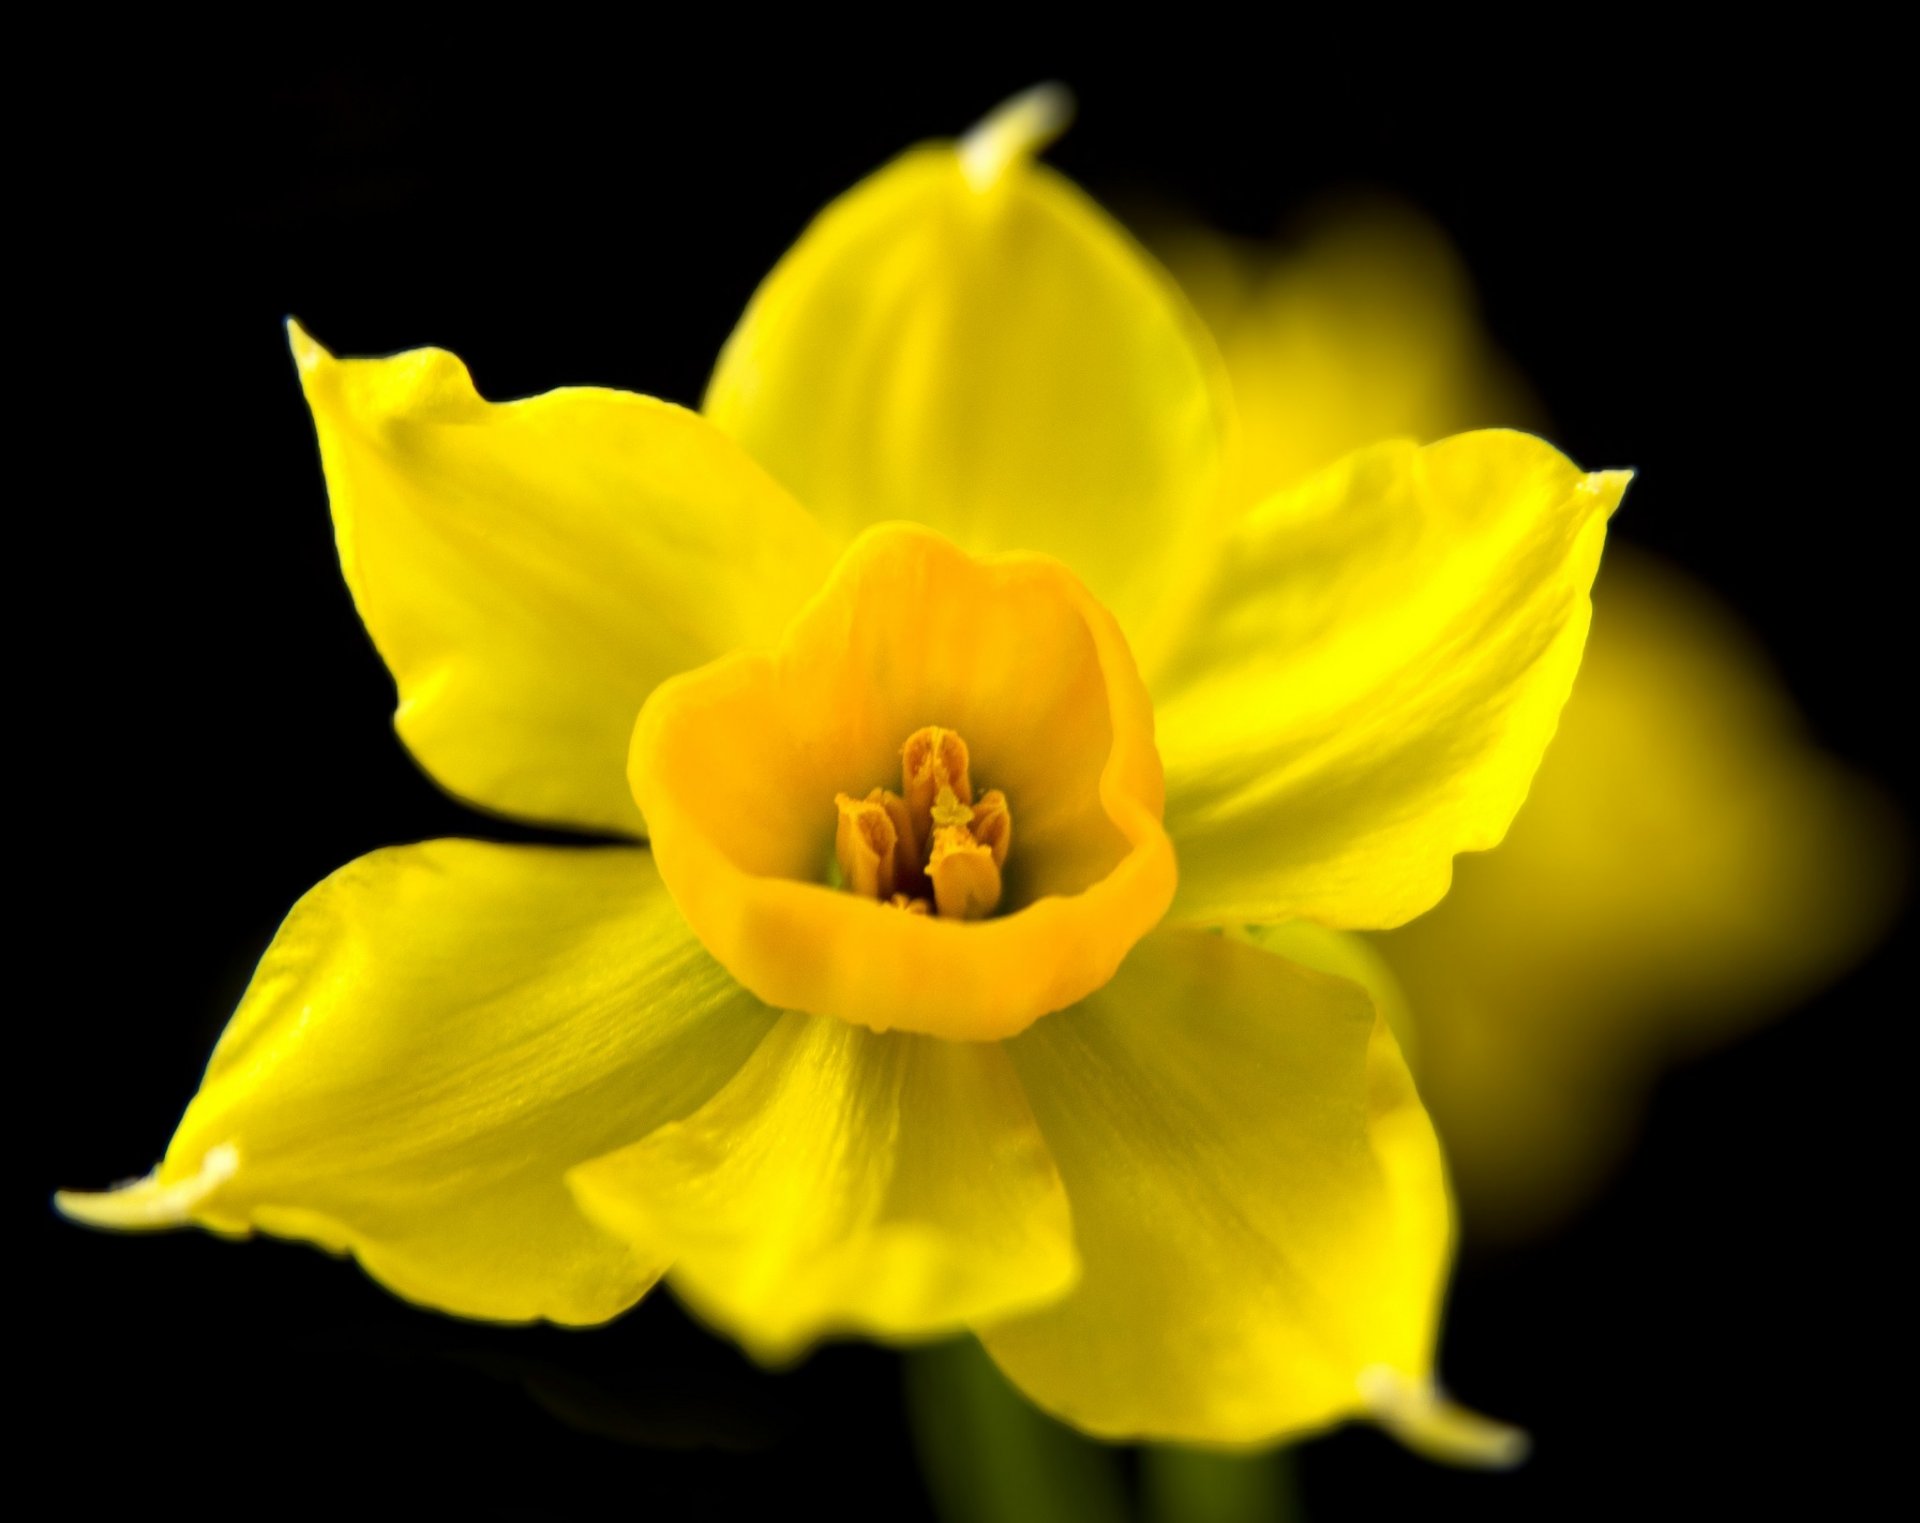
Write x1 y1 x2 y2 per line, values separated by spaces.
1160 201 1541 499
58 90 1626 1458
1166 206 1902 1239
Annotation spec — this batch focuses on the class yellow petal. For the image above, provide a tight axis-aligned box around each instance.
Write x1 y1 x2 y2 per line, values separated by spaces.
979 927 1452 1445
290 323 834 837
1238 919 1418 1069
58 842 777 1324
1160 204 1539 499
631 523 1175 1040
702 95 1230 634
568 1013 1077 1363
1154 431 1626 929
1376 549 1907 1237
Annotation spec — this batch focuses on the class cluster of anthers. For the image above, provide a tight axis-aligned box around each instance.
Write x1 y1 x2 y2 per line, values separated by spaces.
834 726 1011 920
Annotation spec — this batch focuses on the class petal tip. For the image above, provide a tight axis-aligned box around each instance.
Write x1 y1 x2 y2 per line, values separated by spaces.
1582 467 1635 519
285 317 328 375
958 82 1075 191
1360 1366 1530 1470
55 1143 239 1232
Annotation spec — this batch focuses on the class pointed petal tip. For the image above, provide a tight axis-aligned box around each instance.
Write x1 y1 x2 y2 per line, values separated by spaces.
1360 1366 1530 1470
55 1143 239 1232
1583 467 1635 518
959 82 1075 191
285 317 327 374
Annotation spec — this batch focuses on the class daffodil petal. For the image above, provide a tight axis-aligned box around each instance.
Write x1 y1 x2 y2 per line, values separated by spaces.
702 107 1229 634
291 324 835 836
569 1012 1077 1363
1154 431 1626 929
58 842 777 1325
1238 920 1418 1068
979 927 1451 1445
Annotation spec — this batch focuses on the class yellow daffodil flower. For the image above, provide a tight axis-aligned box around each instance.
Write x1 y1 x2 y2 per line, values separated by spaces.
58 89 1627 1459
1166 207 1902 1239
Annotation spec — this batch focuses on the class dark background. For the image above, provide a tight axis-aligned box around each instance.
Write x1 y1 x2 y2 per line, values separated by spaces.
29 38 1908 1519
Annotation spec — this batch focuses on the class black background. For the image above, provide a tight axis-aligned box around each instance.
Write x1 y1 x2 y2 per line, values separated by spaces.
29 36 1909 1519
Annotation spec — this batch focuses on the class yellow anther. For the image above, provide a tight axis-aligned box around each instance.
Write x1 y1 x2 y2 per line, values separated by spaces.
838 727 1011 920
902 726 973 856
929 826 1003 921
834 791 900 900
968 789 1011 869
872 789 924 896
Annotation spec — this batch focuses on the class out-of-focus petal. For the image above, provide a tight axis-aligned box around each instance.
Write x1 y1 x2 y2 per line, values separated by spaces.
569 1013 1077 1362
1161 204 1538 497
1376 550 1907 1236
59 842 777 1324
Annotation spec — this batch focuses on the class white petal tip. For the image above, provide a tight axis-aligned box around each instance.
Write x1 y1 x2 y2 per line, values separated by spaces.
1359 1366 1531 1470
959 82 1075 191
1582 468 1636 516
56 1143 239 1232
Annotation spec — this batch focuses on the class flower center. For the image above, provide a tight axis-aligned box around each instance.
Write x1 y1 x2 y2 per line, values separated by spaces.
834 726 1011 920
629 523 1177 1039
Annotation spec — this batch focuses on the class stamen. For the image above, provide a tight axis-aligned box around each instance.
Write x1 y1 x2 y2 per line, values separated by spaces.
929 828 1003 921
834 728 1012 920
873 789 923 895
835 792 901 900
959 83 1075 192
902 726 973 856
968 789 1011 868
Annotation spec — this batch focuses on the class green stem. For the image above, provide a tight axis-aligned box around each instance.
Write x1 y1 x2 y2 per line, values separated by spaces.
904 1338 1129 1523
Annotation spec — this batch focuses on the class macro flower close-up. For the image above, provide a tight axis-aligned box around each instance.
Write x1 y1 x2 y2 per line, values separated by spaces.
37 45 1906 1523
60 88 1623 1459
